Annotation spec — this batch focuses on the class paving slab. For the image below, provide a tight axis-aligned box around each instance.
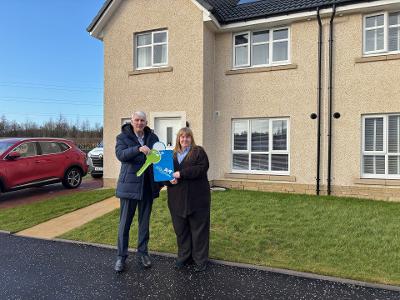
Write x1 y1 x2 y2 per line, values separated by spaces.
15 196 119 239
0 233 398 300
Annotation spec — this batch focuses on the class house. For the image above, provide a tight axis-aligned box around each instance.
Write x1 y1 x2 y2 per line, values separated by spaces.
88 0 400 201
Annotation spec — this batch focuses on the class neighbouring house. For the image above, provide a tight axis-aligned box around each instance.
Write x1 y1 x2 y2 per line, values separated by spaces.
88 0 400 201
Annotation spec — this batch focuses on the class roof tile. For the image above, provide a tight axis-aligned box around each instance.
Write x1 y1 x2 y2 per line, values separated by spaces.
202 0 366 23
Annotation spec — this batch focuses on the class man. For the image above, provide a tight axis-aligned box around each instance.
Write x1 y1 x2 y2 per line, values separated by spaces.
114 111 160 272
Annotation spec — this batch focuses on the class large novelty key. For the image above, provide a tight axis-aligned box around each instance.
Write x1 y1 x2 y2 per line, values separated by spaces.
136 149 161 176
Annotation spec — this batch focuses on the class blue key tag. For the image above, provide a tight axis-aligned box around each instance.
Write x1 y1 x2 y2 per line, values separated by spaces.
153 150 174 182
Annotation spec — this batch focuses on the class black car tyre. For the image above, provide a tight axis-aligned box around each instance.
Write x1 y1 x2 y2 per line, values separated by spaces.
62 167 82 189
91 173 103 179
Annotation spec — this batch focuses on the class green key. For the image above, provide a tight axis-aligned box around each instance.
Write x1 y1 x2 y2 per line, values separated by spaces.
136 149 161 177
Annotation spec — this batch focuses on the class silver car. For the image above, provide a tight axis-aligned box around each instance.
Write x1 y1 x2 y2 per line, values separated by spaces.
87 141 103 178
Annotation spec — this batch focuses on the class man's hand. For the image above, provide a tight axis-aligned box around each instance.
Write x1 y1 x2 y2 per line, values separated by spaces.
170 179 178 185
139 145 151 155
173 171 181 179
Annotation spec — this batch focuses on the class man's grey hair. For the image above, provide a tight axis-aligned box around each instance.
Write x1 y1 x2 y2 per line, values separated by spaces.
132 111 147 121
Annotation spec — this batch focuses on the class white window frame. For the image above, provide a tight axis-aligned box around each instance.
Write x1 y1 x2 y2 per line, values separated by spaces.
233 31 251 68
135 30 168 70
363 11 400 56
361 114 400 179
231 118 290 175
271 27 291 64
251 30 269 66
389 11 400 52
233 27 291 69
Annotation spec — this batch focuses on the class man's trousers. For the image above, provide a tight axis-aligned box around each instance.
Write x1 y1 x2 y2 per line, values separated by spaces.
117 192 153 258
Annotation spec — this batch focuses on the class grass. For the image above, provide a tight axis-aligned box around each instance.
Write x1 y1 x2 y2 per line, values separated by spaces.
0 189 115 233
60 190 400 286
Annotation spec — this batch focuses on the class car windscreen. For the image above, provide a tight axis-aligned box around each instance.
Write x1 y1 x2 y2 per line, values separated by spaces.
0 141 15 156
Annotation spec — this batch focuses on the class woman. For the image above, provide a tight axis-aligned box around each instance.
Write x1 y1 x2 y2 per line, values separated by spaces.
167 127 211 272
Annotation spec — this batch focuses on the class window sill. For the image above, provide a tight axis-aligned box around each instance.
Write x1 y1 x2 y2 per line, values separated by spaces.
226 64 297 75
355 53 400 64
354 178 400 186
225 173 296 182
128 66 173 76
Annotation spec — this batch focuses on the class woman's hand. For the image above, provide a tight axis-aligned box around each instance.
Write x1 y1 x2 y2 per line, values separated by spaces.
170 179 178 185
173 171 181 179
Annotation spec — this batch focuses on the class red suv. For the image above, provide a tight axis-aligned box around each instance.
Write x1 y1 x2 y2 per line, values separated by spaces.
0 138 88 196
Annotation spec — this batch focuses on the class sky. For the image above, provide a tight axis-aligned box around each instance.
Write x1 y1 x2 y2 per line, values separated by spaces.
0 0 105 127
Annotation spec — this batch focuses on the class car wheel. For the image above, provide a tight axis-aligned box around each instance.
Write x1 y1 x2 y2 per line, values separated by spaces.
62 167 82 189
91 173 103 179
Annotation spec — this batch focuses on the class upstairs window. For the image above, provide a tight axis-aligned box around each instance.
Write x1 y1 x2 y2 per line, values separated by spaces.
233 27 290 68
135 30 168 69
364 12 400 55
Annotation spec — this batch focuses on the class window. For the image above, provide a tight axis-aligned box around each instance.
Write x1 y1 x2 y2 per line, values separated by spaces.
362 115 400 178
39 142 64 154
364 12 400 54
232 118 289 174
59 142 70 152
135 30 168 69
0 141 14 156
233 27 289 68
13 142 38 158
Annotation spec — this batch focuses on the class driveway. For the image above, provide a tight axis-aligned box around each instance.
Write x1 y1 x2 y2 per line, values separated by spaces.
0 178 103 210
0 233 398 300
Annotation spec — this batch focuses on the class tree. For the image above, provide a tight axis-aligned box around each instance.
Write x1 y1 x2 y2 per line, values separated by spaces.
0 115 103 153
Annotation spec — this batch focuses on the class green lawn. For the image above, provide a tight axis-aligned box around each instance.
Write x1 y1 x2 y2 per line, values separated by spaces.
60 190 400 286
0 189 115 233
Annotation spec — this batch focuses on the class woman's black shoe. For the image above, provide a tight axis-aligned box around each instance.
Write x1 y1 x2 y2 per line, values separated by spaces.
194 262 207 272
174 258 193 269
174 260 186 269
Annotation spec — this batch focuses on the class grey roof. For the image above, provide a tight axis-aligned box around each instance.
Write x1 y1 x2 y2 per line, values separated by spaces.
87 0 113 32
204 0 368 23
88 0 370 32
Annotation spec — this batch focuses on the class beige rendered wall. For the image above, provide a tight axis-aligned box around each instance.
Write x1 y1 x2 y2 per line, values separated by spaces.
331 13 400 188
102 0 205 186
213 12 400 200
202 23 217 180
99 1 400 199
212 20 319 185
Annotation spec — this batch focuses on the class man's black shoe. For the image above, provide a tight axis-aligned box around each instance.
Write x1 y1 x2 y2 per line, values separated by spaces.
114 257 126 273
138 254 152 269
194 262 207 272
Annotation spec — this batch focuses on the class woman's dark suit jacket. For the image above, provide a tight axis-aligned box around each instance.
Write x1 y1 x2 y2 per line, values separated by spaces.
167 146 211 217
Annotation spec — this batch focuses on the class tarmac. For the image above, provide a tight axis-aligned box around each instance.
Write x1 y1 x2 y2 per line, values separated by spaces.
1 232 399 300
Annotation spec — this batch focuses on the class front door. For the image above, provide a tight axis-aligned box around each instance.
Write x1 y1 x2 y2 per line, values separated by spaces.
154 117 182 148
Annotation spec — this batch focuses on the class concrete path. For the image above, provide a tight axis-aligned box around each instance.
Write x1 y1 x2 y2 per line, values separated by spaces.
15 196 119 239
1 233 399 300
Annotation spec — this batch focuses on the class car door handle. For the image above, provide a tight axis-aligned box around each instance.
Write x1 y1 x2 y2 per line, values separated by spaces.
35 160 41 163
